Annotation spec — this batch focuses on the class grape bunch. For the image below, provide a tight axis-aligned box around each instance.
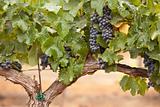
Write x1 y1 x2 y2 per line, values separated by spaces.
100 6 114 42
143 53 156 88
102 27 113 42
98 58 107 69
89 27 100 52
98 16 110 30
143 53 155 75
0 60 22 72
103 6 112 20
40 54 49 70
89 5 113 53
90 12 99 24
0 60 12 70
12 61 22 72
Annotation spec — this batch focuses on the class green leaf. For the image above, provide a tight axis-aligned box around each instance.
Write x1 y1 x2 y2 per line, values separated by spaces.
64 0 84 17
117 6 130 18
91 0 105 15
147 0 154 9
120 75 131 91
74 17 87 29
105 64 117 73
129 0 141 6
17 33 26 43
14 42 28 54
28 44 38 66
57 20 71 38
148 50 160 62
107 0 118 11
58 10 74 22
158 36 160 48
14 19 28 32
99 49 123 65
137 78 147 95
45 44 63 59
43 3 61 14
109 33 127 51
59 58 69 67
129 48 141 59
130 78 139 96
110 15 123 25
120 76 147 96
96 35 108 48
69 1 84 17
59 60 83 85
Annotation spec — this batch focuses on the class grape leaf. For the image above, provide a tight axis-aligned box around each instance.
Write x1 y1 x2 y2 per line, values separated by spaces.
120 76 147 96
91 0 105 15
28 44 38 66
43 3 61 14
99 49 123 65
107 0 118 11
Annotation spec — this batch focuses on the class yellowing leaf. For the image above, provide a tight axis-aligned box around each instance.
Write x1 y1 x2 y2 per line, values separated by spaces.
119 23 130 35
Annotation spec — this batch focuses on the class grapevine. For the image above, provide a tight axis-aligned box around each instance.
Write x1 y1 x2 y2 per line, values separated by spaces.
0 1 160 106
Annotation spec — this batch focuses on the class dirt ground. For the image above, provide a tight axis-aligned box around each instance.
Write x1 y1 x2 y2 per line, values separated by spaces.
0 54 160 107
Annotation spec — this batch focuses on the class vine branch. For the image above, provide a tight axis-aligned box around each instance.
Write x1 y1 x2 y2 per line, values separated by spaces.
0 68 37 98
0 57 148 106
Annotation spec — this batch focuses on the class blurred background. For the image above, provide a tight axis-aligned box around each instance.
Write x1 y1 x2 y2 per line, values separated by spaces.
0 52 160 107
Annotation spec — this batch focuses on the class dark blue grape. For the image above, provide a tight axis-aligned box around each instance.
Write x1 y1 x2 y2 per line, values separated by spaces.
102 27 113 42
98 58 107 69
90 12 99 24
98 16 110 30
143 53 155 73
12 61 22 72
143 53 156 88
40 54 49 70
89 27 100 52
103 6 112 20
1 60 11 70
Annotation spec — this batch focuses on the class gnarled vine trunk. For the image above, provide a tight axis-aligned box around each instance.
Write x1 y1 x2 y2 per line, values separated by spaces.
0 57 148 107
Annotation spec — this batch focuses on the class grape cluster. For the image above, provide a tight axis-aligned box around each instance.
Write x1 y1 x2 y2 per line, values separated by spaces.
90 13 99 24
40 54 49 70
100 6 113 42
102 27 113 42
89 27 100 52
89 5 113 53
0 60 22 72
98 16 110 30
143 53 155 75
90 6 113 68
0 60 11 70
143 53 156 88
98 58 107 69
11 61 22 72
103 6 112 20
